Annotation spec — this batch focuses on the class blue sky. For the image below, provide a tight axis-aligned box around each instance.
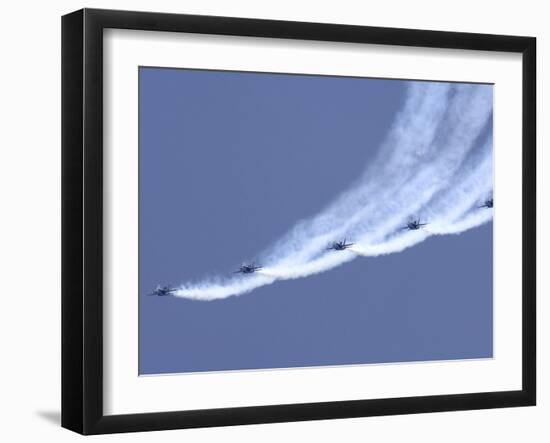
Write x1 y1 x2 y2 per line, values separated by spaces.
139 67 493 374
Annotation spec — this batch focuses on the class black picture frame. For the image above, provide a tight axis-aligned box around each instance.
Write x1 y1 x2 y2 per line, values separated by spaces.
62 8 536 435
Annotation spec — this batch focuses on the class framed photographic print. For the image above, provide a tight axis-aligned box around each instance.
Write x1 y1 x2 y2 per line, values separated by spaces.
62 8 536 435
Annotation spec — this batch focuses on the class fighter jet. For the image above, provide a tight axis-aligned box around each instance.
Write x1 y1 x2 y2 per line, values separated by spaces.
402 219 429 230
234 263 263 274
478 198 493 209
149 285 176 296
327 239 354 251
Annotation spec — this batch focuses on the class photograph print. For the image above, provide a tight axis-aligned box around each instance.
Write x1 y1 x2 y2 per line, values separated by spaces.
139 67 493 375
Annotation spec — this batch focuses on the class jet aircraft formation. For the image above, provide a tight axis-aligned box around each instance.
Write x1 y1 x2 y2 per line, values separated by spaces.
233 263 263 274
401 219 429 231
149 198 493 296
478 198 493 209
327 238 354 251
149 285 176 297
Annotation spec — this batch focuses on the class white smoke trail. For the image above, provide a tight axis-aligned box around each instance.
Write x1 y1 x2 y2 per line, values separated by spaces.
173 82 493 301
351 137 493 257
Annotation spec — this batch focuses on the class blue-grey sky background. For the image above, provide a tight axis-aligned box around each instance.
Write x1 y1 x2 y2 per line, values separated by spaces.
139 67 493 375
